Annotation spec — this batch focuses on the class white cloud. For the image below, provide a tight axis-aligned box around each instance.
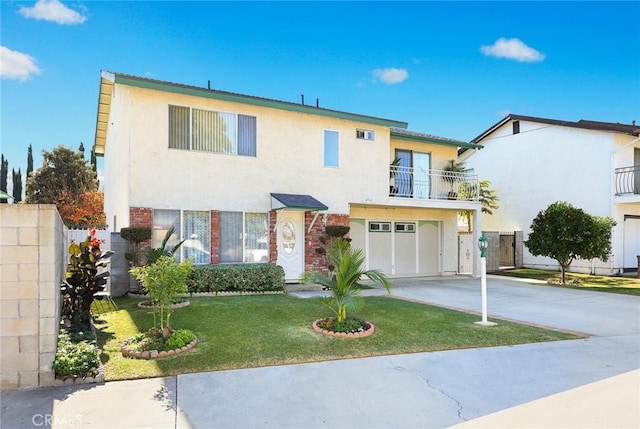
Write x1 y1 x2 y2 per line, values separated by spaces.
19 0 86 25
481 38 545 63
0 46 41 81
372 67 409 85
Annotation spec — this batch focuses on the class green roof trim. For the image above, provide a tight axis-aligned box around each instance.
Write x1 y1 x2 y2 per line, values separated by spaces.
391 128 481 150
112 73 408 129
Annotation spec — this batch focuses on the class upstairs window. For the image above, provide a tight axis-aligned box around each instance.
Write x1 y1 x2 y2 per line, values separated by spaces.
169 105 256 156
356 129 375 140
324 130 339 167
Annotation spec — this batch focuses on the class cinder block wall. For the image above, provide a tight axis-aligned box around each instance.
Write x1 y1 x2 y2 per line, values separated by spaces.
0 205 64 389
483 231 501 273
109 233 129 297
514 231 524 268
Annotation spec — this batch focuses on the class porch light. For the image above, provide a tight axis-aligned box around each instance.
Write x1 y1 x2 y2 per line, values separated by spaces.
477 233 488 258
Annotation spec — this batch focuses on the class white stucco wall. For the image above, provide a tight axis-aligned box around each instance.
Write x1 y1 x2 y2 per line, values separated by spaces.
462 119 639 273
103 84 393 223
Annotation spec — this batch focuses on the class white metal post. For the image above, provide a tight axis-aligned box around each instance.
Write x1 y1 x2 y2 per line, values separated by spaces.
475 233 496 327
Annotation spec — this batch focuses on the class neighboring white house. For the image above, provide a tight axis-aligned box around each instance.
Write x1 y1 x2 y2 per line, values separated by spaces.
94 71 483 282
459 114 640 274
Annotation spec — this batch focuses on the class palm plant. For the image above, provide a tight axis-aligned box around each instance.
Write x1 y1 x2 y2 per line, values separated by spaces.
145 226 185 265
303 238 391 323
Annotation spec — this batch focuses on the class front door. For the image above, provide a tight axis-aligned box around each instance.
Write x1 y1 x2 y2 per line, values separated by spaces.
276 211 305 281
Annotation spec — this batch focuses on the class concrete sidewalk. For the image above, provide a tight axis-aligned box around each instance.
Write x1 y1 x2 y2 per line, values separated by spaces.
2 276 639 428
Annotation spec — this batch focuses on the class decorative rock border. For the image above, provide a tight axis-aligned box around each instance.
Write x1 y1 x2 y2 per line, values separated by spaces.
137 300 190 309
120 336 199 359
127 291 284 299
312 319 375 338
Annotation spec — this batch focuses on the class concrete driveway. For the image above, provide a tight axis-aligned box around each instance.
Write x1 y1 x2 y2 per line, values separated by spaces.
2 275 639 428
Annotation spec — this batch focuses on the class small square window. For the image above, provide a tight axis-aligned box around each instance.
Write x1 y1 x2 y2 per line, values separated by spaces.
356 129 375 140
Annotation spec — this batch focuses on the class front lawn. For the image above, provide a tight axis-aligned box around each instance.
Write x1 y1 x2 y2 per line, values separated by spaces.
493 268 640 296
94 295 579 381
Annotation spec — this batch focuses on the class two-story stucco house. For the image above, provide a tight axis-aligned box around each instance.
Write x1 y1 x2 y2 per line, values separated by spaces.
94 71 482 282
459 114 640 275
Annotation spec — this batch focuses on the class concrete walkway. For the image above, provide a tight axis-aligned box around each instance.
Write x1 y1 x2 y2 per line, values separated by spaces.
2 276 639 428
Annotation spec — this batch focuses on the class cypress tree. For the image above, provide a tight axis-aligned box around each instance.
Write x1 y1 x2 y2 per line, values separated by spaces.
90 144 98 181
0 155 8 203
27 144 34 178
12 168 22 203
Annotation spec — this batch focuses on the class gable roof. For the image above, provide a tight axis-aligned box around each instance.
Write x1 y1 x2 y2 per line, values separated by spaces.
473 114 639 143
94 71 408 155
391 128 480 150
458 114 640 156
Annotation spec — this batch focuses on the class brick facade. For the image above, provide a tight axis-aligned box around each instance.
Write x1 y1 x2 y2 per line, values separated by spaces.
210 210 220 265
305 213 350 274
129 207 153 251
129 206 351 274
269 210 278 264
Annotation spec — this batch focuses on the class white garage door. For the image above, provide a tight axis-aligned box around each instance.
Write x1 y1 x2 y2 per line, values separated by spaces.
361 220 440 277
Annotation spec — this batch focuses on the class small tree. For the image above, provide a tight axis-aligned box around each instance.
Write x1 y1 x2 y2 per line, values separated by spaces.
130 256 194 338
304 238 391 323
525 201 616 283
61 229 113 330
120 226 152 267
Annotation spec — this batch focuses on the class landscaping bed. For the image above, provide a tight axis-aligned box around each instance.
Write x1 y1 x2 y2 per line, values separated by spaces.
95 295 580 381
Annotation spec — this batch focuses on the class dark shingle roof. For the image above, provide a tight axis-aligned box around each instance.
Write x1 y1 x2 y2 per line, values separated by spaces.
471 114 639 144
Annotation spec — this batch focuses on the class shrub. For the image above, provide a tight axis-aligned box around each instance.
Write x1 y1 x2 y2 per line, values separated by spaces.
187 264 285 293
127 329 196 352
54 332 100 378
164 329 196 350
130 256 194 334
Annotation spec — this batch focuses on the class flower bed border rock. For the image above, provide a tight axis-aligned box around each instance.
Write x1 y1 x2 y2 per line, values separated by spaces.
312 319 375 338
127 291 284 299
120 336 199 360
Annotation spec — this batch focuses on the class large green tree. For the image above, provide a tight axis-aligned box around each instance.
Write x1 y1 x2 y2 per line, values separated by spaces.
525 201 616 283
26 146 98 204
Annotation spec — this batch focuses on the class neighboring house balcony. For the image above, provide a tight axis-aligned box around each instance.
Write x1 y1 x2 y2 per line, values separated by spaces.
614 165 640 203
389 166 480 202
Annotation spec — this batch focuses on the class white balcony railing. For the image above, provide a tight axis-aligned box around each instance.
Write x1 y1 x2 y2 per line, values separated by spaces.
615 165 640 195
389 166 480 201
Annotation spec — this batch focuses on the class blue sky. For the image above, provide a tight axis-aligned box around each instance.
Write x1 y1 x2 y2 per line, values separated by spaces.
1 1 639 187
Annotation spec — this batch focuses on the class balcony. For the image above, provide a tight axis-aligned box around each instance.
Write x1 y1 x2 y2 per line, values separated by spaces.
615 166 640 195
389 166 480 201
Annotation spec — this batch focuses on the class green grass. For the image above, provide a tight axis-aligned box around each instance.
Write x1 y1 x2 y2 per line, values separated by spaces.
493 268 640 296
94 295 579 381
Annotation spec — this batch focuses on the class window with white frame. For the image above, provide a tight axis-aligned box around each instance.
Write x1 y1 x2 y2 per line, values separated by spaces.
152 209 211 264
169 105 256 156
219 212 269 263
356 129 375 140
183 211 211 264
323 130 339 167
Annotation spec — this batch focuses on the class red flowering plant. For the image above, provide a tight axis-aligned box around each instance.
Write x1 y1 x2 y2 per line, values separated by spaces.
61 229 114 331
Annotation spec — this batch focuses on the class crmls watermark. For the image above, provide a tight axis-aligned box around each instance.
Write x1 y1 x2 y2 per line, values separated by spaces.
32 414 83 426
